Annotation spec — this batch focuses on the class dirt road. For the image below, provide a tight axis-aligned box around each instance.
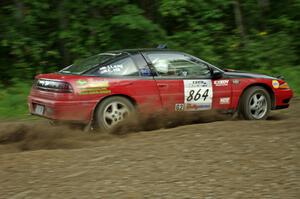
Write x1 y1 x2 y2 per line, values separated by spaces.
0 100 299 198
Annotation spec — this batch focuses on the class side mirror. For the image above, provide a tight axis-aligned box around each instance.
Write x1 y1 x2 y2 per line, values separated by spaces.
212 70 223 79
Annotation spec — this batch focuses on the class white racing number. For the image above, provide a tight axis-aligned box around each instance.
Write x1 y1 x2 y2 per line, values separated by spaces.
184 80 213 111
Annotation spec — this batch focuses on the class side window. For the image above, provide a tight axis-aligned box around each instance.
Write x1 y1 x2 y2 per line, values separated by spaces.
147 53 211 78
131 53 152 76
96 57 139 76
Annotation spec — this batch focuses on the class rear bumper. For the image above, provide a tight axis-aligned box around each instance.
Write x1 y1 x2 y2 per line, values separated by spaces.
273 89 293 110
28 96 98 123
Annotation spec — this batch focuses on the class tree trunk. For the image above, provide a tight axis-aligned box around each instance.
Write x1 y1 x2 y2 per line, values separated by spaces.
13 0 24 23
58 1 70 66
137 0 157 21
257 0 270 31
257 0 270 9
233 0 246 42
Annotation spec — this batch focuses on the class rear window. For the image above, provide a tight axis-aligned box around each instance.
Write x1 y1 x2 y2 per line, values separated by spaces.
60 53 120 74
86 57 139 77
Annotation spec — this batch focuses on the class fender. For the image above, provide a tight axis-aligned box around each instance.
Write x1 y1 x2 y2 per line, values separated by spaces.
231 79 275 111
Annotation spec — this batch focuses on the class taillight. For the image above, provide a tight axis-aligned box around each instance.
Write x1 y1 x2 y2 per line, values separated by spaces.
57 81 73 93
35 79 73 93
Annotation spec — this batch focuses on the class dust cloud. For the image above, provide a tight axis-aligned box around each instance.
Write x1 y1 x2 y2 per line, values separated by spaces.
0 111 228 153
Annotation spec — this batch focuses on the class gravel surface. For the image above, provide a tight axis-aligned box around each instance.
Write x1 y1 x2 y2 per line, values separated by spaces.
0 100 299 198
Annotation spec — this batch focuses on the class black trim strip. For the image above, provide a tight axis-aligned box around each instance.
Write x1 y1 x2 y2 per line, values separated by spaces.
274 105 289 110
153 76 212 80
80 75 154 80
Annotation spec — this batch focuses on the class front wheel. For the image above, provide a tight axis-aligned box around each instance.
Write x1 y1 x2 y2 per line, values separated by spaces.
94 96 135 133
239 86 271 120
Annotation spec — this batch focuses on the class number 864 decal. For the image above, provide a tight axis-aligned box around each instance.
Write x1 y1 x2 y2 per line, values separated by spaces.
184 80 213 111
186 89 209 101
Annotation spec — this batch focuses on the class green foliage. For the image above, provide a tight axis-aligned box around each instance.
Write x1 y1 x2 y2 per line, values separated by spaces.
1 0 299 80
0 0 167 83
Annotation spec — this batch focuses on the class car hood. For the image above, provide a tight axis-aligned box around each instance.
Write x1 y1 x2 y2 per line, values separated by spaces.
223 70 276 79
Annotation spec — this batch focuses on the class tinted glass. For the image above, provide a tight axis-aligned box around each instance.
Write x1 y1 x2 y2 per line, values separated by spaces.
92 57 139 77
131 53 152 76
60 53 118 74
147 53 211 78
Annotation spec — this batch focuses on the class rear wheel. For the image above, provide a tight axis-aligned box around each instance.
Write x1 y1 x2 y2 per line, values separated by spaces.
239 86 271 120
94 96 135 133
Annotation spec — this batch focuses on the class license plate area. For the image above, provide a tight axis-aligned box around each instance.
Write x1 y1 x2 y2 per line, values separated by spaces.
34 104 45 115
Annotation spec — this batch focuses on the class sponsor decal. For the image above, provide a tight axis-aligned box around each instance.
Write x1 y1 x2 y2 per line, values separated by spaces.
140 67 152 76
79 87 111 95
184 80 213 111
77 80 109 88
214 80 229 87
232 79 240 85
78 80 110 95
76 79 88 86
272 80 279 89
87 81 109 88
99 64 123 74
175 104 184 111
185 103 211 111
187 80 209 88
220 97 230 105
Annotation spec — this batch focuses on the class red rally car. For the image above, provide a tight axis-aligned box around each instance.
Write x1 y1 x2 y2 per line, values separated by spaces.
28 49 293 131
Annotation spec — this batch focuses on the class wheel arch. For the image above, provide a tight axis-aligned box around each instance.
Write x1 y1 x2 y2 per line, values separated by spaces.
238 83 275 110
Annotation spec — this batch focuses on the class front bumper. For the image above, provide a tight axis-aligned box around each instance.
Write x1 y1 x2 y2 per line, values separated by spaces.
28 96 98 123
273 89 293 110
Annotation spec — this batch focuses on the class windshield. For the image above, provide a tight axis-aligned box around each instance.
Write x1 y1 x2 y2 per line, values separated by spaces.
59 53 119 74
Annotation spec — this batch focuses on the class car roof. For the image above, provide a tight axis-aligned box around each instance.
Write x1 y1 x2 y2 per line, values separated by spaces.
103 48 220 71
108 48 180 55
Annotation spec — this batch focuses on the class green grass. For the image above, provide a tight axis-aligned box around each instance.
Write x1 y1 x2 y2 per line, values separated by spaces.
0 70 299 119
0 82 33 119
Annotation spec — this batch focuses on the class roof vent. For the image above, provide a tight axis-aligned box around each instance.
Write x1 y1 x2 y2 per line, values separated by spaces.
157 44 167 49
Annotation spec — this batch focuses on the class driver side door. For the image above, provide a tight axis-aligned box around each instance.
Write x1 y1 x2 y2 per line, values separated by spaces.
143 52 232 112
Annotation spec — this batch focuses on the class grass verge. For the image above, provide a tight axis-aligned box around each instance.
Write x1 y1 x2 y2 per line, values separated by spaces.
0 82 33 120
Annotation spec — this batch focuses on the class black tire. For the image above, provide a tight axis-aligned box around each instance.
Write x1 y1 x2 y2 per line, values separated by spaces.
94 96 135 133
238 86 271 120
